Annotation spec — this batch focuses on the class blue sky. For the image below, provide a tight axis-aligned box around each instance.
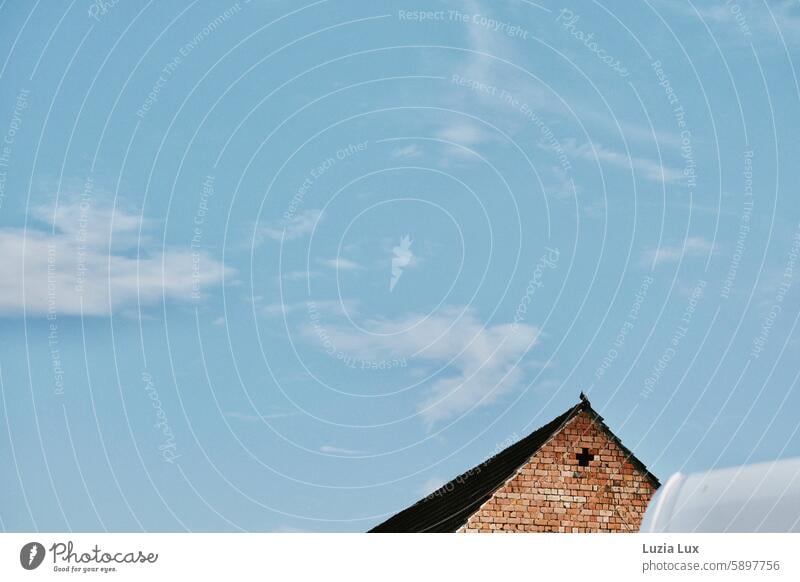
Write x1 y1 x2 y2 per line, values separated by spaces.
0 0 799 532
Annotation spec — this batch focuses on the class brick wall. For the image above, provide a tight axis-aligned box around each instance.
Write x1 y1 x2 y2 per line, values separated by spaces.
458 411 657 532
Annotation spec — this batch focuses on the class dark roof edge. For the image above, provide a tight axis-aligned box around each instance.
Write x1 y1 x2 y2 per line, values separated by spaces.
442 401 589 530
368 394 659 532
368 402 583 532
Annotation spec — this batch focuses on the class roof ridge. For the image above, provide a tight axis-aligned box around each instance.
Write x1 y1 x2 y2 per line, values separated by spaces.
369 394 659 532
369 397 587 532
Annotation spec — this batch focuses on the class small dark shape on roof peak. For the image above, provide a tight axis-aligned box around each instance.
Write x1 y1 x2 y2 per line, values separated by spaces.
369 396 658 532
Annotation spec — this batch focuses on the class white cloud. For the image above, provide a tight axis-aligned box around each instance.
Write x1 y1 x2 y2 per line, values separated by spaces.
457 0 515 89
319 257 363 271
442 0 683 169
0 200 231 316
300 307 540 425
563 139 685 183
435 121 489 146
391 144 424 159
642 237 718 266
432 121 494 166
574 107 682 150
548 165 580 200
662 0 800 44
319 445 365 456
258 209 321 242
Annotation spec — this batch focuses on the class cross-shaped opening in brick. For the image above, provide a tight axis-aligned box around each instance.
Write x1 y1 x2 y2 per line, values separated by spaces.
576 447 594 467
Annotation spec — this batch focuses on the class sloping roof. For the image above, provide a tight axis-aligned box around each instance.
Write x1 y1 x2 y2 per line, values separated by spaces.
369 394 659 532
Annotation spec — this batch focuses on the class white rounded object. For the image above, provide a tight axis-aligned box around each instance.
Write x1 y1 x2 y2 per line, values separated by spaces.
640 457 800 532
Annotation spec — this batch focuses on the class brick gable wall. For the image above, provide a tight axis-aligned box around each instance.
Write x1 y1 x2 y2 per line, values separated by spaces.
458 410 657 532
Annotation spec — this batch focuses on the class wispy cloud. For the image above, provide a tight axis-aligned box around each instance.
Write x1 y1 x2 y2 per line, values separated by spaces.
0 199 231 316
390 235 414 292
433 121 494 165
642 237 718 266
548 165 580 200
300 306 540 425
319 445 365 456
391 144 424 159
445 0 682 166
661 0 800 44
319 257 363 271
579 108 683 149
563 139 684 183
258 209 321 243
435 121 489 146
